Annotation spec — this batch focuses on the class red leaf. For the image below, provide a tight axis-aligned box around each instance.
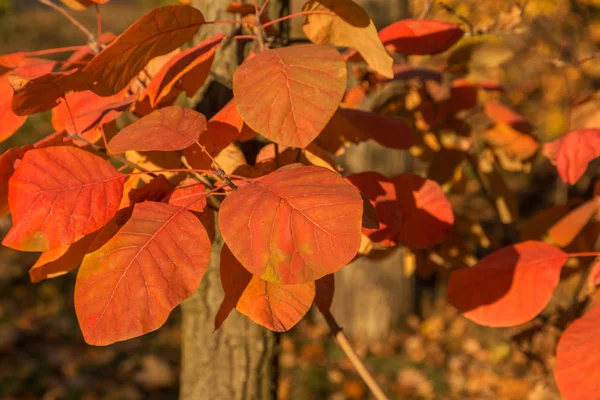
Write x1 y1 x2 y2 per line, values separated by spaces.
141 34 223 108
75 201 211 345
347 172 454 248
544 128 600 185
9 69 92 116
233 44 346 148
449 79 478 113
554 304 600 400
315 274 335 313
2 147 125 252
52 90 133 138
378 19 464 55
391 174 454 249
219 165 362 284
84 5 205 95
216 244 315 331
337 108 414 149
0 77 27 141
447 241 568 327
166 178 208 213
0 146 33 217
108 106 207 153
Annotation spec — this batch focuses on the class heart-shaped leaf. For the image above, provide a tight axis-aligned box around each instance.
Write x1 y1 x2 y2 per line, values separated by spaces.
233 44 346 148
219 164 362 284
544 128 600 185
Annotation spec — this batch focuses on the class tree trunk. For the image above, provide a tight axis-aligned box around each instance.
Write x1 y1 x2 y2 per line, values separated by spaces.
328 1 416 343
180 2 284 399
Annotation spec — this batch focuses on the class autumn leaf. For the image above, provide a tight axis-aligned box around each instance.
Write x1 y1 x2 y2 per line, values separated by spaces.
0 146 33 217
52 90 134 141
2 147 125 252
302 0 393 78
108 106 207 153
348 172 453 248
233 44 346 148
219 164 362 284
75 201 211 345
182 98 258 168
543 128 600 185
484 123 539 161
447 241 568 327
554 304 600 400
29 232 97 283
84 5 205 95
548 198 600 247
484 101 533 134
216 244 315 331
378 19 464 55
141 34 223 108
9 69 92 116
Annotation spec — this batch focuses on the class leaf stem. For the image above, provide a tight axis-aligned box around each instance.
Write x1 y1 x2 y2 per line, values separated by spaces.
206 19 251 25
321 310 390 400
38 0 95 42
259 0 270 17
261 11 336 29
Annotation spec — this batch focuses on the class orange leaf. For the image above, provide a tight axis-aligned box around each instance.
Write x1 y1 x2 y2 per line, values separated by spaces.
9 69 92 116
219 164 362 284
29 232 97 283
166 178 209 213
484 101 533 134
484 123 539 161
547 198 600 247
75 201 211 345
84 5 205 95
142 34 223 108
216 244 315 331
0 146 32 217
302 0 393 78
337 108 414 149
378 19 464 55
233 44 346 148
52 90 133 136
554 304 600 399
543 128 600 185
2 147 125 251
447 241 567 327
108 106 207 153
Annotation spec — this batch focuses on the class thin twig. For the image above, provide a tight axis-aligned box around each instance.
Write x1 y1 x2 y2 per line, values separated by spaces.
321 310 389 400
439 2 475 36
39 0 95 42
262 11 336 29
419 0 436 19
259 0 271 17
95 4 102 40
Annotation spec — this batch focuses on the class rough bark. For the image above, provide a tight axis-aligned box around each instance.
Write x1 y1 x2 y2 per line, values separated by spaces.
180 2 281 399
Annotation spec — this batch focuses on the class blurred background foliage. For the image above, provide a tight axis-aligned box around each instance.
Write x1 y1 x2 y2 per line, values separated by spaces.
0 0 598 399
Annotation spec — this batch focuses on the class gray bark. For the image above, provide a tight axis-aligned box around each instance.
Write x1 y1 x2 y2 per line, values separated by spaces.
180 2 279 399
